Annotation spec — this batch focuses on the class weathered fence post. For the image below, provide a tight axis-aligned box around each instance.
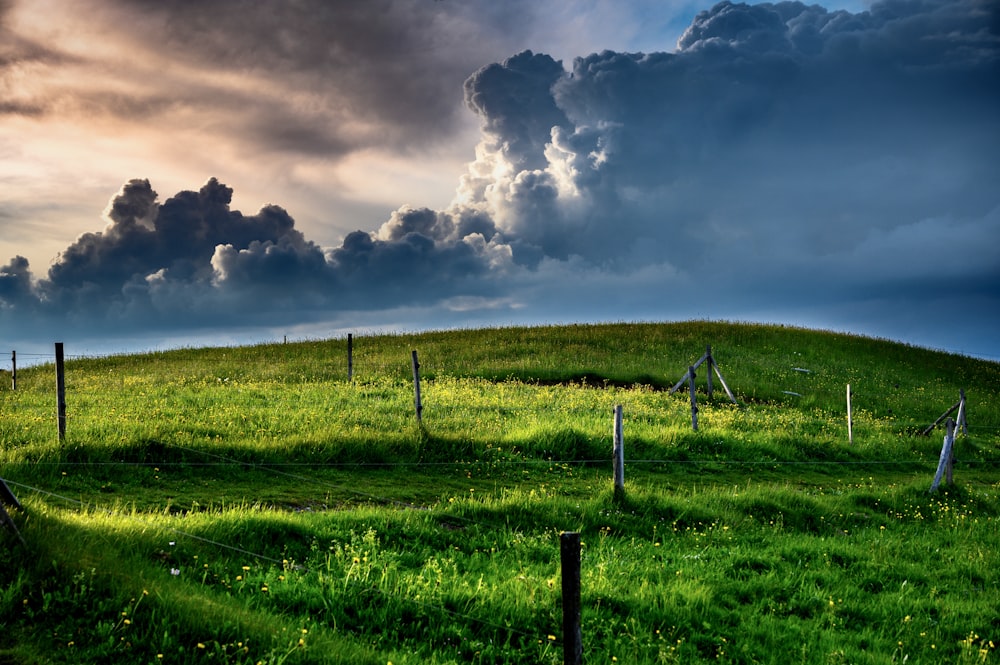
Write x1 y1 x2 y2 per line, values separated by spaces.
560 532 582 665
688 366 698 431
846 384 853 445
55 342 66 442
930 418 956 493
347 333 354 382
10 350 14 391
705 345 714 400
669 346 737 405
411 350 422 422
612 405 625 502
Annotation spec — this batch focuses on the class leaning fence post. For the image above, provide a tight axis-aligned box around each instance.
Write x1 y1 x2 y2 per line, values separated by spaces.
560 532 582 665
55 342 66 441
612 405 625 502
930 418 956 493
411 350 422 422
688 366 698 431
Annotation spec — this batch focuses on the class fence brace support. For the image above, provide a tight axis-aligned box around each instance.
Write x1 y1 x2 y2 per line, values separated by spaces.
669 345 737 404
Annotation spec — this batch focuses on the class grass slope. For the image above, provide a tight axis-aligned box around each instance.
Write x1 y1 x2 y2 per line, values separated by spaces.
1 321 998 664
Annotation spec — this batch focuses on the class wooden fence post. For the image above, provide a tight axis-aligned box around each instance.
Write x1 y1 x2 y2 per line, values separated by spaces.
689 366 698 431
411 350 422 422
10 350 14 391
560 532 582 665
612 405 625 502
55 342 66 442
846 384 853 445
670 346 737 404
347 333 354 382
705 346 714 400
930 418 956 493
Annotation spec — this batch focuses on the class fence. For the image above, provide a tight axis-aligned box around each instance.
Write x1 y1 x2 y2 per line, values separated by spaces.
2 339 998 661
3 341 998 480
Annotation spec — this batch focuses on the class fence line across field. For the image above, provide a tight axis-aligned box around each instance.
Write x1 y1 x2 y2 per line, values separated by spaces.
4 342 992 484
0 388 987 660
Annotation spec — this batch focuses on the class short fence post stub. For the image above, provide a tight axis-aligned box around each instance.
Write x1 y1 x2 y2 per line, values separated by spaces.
612 405 625 503
560 532 582 665
55 342 66 442
411 350 422 422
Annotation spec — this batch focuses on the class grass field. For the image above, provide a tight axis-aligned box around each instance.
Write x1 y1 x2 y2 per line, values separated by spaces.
1 321 998 664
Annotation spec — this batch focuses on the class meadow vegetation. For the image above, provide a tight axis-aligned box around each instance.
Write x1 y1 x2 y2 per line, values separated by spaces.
1 321 998 663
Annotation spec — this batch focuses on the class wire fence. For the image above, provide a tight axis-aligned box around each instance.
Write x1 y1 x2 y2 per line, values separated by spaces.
4 340 1000 460
4 346 1000 661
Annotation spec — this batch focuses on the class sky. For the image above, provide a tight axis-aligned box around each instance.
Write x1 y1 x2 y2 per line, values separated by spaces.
2 0 998 362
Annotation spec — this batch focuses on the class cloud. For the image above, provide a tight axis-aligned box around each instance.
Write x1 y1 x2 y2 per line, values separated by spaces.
2 0 998 356
2 0 557 158
440 0 1000 324
0 176 514 335
0 255 34 308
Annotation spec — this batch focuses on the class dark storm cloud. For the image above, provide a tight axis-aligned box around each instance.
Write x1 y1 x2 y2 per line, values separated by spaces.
0 176 510 334
438 0 998 353
40 178 310 296
451 0 998 272
0 255 34 308
463 50 572 171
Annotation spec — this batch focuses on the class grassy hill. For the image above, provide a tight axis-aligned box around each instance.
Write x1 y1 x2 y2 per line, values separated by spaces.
1 321 998 664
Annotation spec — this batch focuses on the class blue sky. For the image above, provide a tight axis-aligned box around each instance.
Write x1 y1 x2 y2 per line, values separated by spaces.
2 0 998 361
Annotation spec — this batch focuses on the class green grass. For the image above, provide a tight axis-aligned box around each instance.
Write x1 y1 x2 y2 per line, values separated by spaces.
1 321 998 664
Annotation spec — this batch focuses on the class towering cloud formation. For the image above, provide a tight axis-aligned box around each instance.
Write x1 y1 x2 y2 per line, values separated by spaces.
452 0 999 273
2 0 998 352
